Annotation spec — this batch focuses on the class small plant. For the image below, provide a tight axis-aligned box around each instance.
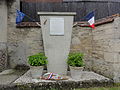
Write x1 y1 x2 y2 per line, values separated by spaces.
67 52 84 67
28 53 48 66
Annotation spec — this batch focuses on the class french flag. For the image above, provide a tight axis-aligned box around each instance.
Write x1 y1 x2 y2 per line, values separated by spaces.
85 11 95 29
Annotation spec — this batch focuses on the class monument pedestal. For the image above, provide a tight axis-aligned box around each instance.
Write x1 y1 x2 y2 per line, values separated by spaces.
38 12 76 75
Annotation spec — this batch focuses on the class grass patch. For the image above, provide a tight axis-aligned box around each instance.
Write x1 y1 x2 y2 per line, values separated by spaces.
75 87 120 90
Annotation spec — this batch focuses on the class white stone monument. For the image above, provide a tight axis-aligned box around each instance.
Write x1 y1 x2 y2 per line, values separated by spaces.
38 12 76 75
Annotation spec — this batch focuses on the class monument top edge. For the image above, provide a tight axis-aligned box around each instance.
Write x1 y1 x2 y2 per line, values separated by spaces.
37 12 76 16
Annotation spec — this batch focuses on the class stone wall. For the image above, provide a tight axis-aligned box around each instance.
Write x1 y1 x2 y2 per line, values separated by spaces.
71 26 93 70
7 0 43 68
6 0 120 82
71 17 120 82
112 17 120 82
0 0 8 71
7 27 43 68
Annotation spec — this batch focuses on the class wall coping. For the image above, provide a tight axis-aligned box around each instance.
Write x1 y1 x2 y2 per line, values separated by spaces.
38 12 76 16
16 14 119 28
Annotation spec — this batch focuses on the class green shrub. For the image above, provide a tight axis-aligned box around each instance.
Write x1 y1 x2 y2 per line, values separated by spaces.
28 53 48 66
67 52 84 67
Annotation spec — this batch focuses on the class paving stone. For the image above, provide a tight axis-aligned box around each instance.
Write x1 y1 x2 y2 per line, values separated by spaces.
0 69 27 85
0 69 15 75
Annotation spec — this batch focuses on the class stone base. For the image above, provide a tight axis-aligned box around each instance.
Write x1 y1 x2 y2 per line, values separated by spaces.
85 59 114 79
9 70 113 90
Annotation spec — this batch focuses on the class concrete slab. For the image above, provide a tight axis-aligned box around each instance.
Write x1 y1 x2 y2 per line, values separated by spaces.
0 69 15 75
0 70 113 90
0 69 27 85
14 70 110 84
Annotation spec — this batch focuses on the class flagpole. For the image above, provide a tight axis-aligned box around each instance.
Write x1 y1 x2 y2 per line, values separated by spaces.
90 28 94 69
16 9 41 27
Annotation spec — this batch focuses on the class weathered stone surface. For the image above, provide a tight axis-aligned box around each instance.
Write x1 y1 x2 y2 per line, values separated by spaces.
7 1 43 68
0 69 28 85
0 79 114 90
92 23 114 35
0 43 7 72
8 42 27 68
0 0 7 42
113 63 120 82
7 27 43 68
70 18 120 82
12 70 112 90
0 69 15 75
0 1 8 72
104 52 120 63
7 0 43 67
71 37 80 45
92 59 114 79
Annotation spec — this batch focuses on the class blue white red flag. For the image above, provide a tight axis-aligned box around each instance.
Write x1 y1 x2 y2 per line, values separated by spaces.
16 9 26 24
85 11 95 29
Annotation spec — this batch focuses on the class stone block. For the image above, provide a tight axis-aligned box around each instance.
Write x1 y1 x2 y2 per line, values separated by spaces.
113 63 120 82
80 37 92 46
114 31 120 39
92 59 114 79
8 42 27 68
84 59 93 70
93 25 114 38
71 37 80 45
112 39 120 52
0 43 7 72
0 0 7 42
114 17 120 31
8 19 42 67
78 32 92 40
93 39 116 52
104 52 120 63
93 34 114 40
101 39 120 52
92 50 104 60
92 28 105 36
71 44 81 50
94 23 113 33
